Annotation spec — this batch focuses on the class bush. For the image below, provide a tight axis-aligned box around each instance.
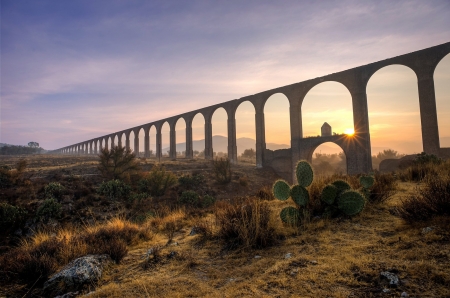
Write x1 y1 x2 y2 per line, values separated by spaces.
397 175 450 222
214 197 277 249
0 159 28 188
44 182 65 199
98 179 131 200
178 173 205 189
128 192 151 204
202 194 216 208
138 165 177 196
212 157 232 184
179 190 200 206
367 172 397 204
0 202 27 228
256 185 275 201
97 146 140 180
36 198 62 220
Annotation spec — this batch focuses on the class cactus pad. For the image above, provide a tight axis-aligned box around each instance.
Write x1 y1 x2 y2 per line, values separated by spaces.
321 184 338 205
359 175 374 189
337 190 366 216
280 206 300 225
290 185 309 207
332 180 351 193
296 160 314 187
273 180 291 201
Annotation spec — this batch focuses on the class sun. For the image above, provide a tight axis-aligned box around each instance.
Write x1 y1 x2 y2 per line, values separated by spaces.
345 128 355 136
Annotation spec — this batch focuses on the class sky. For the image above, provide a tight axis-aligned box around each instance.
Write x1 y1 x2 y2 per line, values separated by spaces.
1 0 450 154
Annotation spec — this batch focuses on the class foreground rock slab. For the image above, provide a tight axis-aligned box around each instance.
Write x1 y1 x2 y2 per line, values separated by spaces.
43 254 111 296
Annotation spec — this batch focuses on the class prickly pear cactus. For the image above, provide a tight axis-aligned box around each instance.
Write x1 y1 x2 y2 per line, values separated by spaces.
290 185 309 207
337 190 365 216
321 184 338 205
332 180 351 193
296 160 314 187
273 180 291 201
359 175 374 189
280 206 300 225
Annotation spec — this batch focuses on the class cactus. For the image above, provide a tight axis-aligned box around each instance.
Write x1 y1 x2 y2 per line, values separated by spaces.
296 160 314 187
359 175 374 189
332 180 351 193
321 184 338 205
280 206 301 225
290 185 309 207
337 190 365 216
273 180 291 201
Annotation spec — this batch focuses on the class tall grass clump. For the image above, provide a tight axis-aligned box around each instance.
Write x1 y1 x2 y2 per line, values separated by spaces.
138 165 177 196
397 174 450 222
214 197 277 249
398 153 448 182
212 157 232 184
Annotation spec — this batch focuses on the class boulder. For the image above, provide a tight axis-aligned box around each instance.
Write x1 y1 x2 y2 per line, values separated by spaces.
43 254 111 296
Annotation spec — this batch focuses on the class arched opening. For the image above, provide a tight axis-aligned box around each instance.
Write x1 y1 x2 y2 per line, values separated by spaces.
434 53 450 148
264 93 290 149
113 135 118 148
129 131 135 154
120 134 126 150
161 122 170 157
311 142 347 176
176 118 186 158
367 65 420 169
302 82 353 138
211 107 228 158
192 113 205 159
105 137 110 150
139 128 145 157
149 126 157 158
236 101 256 164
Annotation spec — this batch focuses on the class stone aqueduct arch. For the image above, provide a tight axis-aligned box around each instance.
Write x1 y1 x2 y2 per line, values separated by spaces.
54 42 450 182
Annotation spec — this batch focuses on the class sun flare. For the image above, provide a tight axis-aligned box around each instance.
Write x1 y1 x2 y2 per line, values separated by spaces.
345 128 355 135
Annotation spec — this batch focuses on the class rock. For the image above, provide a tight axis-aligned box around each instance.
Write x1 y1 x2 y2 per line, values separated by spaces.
310 260 318 265
284 253 292 259
254 255 262 259
167 251 178 259
43 255 111 296
382 288 390 293
380 271 399 287
189 226 200 236
421 226 434 234
401 292 409 297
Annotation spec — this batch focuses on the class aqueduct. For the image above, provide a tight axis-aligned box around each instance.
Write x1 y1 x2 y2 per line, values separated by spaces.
52 42 450 182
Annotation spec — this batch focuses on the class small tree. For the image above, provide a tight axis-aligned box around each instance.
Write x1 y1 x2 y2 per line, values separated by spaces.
28 142 39 148
241 148 256 159
98 146 140 180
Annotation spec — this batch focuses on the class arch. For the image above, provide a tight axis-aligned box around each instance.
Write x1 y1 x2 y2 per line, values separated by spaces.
434 53 450 147
302 81 354 137
264 93 290 149
120 133 126 150
211 107 228 158
129 130 135 153
192 112 205 158
149 125 157 158
310 142 347 176
365 63 417 90
175 117 186 158
236 100 256 164
161 121 170 157
138 127 145 157
367 64 422 159
113 134 119 148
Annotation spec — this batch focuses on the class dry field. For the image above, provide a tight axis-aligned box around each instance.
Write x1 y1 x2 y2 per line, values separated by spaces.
0 154 449 297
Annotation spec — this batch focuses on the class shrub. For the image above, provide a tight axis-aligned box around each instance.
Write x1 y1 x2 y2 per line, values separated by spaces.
128 192 151 203
0 202 27 228
215 197 277 249
212 157 232 184
97 146 140 180
44 182 65 199
179 190 200 206
98 179 131 200
367 172 397 204
36 198 62 220
0 159 28 188
256 185 275 201
138 165 177 196
178 173 205 189
202 194 216 208
397 175 450 222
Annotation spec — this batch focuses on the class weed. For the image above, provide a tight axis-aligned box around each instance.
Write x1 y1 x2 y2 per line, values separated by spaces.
138 165 177 196
0 202 27 228
36 198 62 220
397 175 450 222
179 190 201 206
97 146 140 180
212 158 232 184
44 182 65 199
